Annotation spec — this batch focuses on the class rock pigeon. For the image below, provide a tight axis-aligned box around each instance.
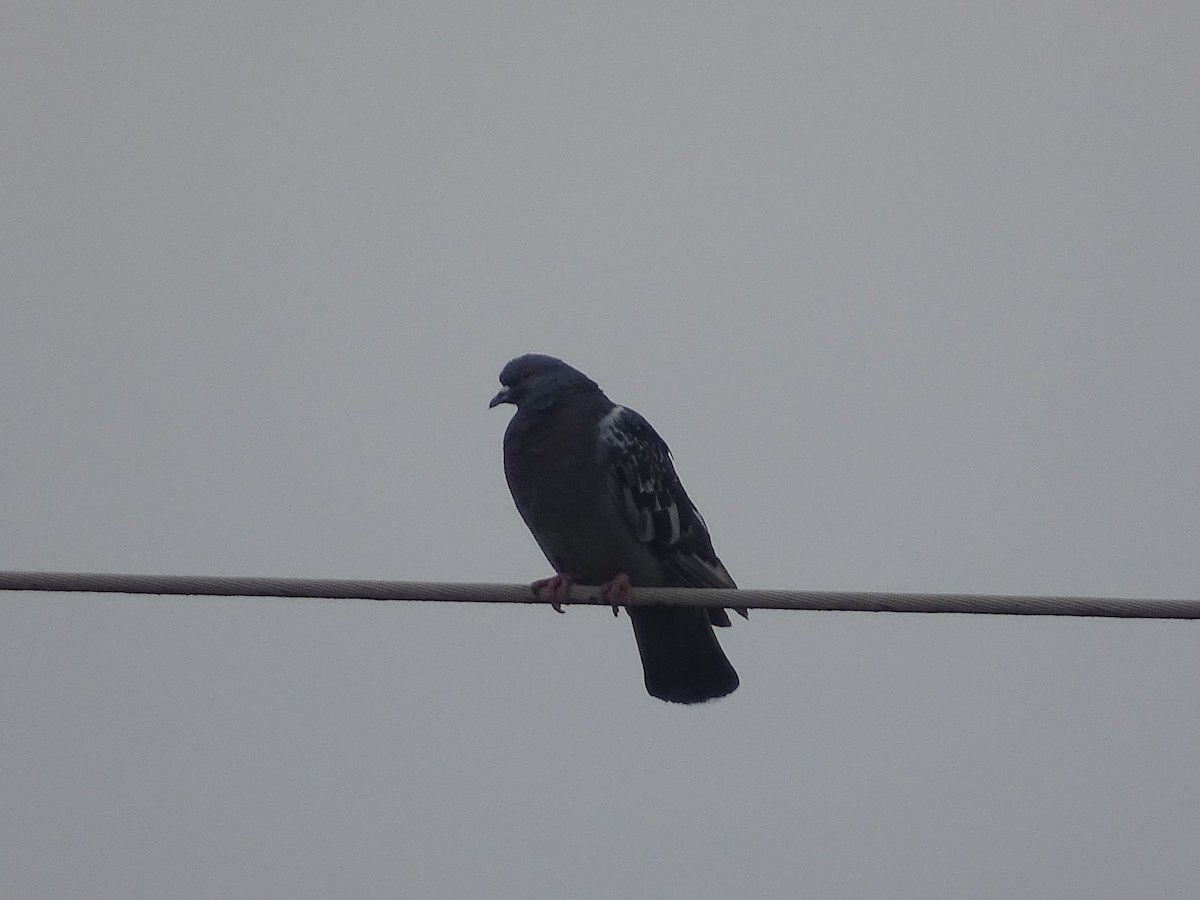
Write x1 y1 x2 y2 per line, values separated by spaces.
489 353 743 704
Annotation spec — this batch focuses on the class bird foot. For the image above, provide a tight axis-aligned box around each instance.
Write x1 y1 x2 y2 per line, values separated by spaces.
531 574 574 613
597 572 633 617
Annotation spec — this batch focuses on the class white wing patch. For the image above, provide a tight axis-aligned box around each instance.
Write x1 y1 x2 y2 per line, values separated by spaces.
597 405 631 454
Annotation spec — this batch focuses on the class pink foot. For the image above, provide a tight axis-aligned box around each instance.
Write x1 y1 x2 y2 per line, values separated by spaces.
598 572 633 617
532 574 574 613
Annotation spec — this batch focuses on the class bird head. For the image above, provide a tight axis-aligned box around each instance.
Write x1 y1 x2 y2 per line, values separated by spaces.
489 354 600 411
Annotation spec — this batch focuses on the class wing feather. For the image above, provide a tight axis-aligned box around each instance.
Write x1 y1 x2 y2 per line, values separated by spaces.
597 406 746 622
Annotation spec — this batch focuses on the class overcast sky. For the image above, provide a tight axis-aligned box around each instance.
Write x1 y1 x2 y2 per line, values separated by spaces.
2 3 1198 898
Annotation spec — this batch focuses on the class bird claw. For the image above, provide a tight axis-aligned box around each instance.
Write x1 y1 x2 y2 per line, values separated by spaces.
532 574 574 613
532 573 633 616
597 572 633 617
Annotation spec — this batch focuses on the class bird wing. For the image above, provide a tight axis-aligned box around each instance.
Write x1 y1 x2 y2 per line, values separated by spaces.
597 405 745 622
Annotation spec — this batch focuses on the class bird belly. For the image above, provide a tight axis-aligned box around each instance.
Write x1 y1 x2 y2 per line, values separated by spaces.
511 461 662 587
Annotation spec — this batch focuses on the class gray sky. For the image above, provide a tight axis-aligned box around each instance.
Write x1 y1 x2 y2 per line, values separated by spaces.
3 3 1199 898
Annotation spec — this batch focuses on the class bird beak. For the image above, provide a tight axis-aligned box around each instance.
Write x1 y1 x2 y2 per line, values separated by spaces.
488 387 511 409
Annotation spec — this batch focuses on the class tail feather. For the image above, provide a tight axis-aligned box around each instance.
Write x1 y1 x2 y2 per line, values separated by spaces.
628 606 739 704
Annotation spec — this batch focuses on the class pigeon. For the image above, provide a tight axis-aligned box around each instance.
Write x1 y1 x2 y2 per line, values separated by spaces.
489 353 743 704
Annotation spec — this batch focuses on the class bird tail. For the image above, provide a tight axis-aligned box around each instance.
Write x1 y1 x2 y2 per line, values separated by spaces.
628 606 739 704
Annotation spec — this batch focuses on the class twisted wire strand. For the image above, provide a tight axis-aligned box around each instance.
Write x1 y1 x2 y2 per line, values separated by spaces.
1 571 1197 619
